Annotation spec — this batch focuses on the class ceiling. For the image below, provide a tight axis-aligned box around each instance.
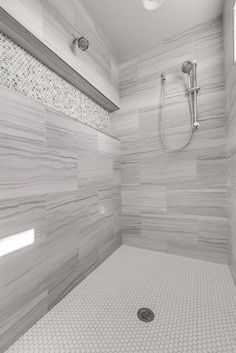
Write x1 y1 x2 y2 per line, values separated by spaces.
81 0 224 61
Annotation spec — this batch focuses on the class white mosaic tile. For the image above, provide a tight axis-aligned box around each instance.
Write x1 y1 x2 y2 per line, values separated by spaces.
0 33 111 134
6 245 236 353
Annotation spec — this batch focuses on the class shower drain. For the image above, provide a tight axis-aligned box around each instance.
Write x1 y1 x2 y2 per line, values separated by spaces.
137 308 155 322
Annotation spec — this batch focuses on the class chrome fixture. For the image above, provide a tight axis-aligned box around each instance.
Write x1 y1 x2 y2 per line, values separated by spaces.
160 59 200 151
137 308 155 322
161 72 166 84
181 60 200 130
72 36 89 51
181 60 194 74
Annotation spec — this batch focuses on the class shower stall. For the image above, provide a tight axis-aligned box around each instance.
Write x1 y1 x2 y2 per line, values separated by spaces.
0 0 235 353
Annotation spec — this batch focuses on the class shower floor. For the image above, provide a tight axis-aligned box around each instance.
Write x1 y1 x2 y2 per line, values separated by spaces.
6 245 236 353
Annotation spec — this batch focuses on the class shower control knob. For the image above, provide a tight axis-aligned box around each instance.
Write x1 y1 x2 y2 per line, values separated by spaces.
193 122 200 129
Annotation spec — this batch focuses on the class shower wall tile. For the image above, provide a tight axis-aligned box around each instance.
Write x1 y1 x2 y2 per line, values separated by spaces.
46 256 80 309
77 153 100 195
111 110 139 139
167 189 228 218
0 139 78 199
46 109 97 153
196 149 227 189
97 132 121 158
0 86 121 352
78 228 100 279
0 87 45 144
0 290 48 353
0 195 46 240
141 214 198 244
140 154 197 185
123 233 168 252
140 184 167 215
111 16 228 264
224 0 236 283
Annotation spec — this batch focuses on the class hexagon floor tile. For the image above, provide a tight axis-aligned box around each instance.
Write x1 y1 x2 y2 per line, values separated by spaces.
6 245 236 353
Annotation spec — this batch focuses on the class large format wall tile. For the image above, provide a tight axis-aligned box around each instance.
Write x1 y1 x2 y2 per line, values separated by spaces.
0 139 78 199
111 16 228 264
0 86 121 352
0 290 48 353
0 87 45 144
46 109 97 153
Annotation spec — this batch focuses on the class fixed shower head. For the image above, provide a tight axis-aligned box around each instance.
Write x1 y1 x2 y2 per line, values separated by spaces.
72 36 89 51
181 60 193 74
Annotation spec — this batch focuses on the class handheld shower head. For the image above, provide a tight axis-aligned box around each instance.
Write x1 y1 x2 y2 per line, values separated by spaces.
181 60 193 74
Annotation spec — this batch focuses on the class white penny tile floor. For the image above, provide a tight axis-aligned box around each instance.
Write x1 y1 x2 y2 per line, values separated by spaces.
6 245 236 353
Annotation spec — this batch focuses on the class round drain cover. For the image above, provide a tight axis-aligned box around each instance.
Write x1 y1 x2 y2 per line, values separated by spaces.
137 308 155 322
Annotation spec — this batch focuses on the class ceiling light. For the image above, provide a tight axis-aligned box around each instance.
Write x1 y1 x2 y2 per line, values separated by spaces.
142 0 164 11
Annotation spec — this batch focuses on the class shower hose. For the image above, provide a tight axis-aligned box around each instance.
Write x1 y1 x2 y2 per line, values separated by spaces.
160 73 194 151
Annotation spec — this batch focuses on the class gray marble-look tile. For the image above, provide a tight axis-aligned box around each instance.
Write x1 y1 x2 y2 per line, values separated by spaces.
119 57 138 98
44 191 99 299
164 16 222 50
0 195 46 240
46 108 97 153
0 86 45 144
113 160 121 187
140 153 197 185
111 110 139 140
97 214 122 261
121 162 140 185
77 153 101 199
47 256 80 309
121 133 145 164
78 229 100 278
167 188 228 218
121 185 140 216
138 42 193 80
122 214 141 238
0 139 78 199
97 132 120 158
0 197 47 312
46 191 98 240
123 234 168 252
167 240 228 264
196 149 227 189
141 213 198 244
96 155 114 193
198 218 228 252
0 290 48 353
140 184 167 215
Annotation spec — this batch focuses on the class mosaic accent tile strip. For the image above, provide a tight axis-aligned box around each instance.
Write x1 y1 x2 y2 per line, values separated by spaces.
6 245 236 353
0 33 111 134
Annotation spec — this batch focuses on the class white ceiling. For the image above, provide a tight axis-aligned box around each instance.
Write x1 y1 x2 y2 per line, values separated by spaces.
81 0 224 61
